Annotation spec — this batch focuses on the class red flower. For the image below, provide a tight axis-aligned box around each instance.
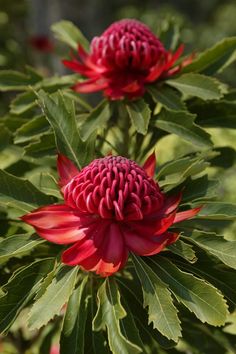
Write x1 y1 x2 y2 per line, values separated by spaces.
21 153 201 277
63 19 192 100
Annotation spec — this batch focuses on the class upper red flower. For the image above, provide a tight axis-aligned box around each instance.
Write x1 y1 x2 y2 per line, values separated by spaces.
63 19 192 100
21 153 201 277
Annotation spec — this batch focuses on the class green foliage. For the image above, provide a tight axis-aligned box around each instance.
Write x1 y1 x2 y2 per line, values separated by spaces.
0 16 236 354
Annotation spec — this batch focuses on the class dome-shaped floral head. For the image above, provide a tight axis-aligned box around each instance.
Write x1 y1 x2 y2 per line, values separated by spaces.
21 153 201 277
63 19 192 100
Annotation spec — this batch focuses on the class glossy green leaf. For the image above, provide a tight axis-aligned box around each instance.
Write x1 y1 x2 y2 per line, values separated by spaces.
51 20 89 51
0 259 54 334
37 90 95 168
181 175 219 203
167 239 197 263
80 100 111 141
93 278 142 354
0 124 12 151
10 91 37 115
60 277 89 354
182 37 236 75
24 133 56 157
0 233 44 263
126 99 151 134
28 266 78 330
0 169 54 212
167 74 222 100
191 100 236 128
149 257 228 326
155 108 212 148
14 115 49 144
132 254 181 342
0 70 37 91
148 85 186 111
184 230 236 270
197 202 236 220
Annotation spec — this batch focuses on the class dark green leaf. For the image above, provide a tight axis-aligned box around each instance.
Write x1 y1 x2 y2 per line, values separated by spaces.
132 254 181 342
14 115 50 144
155 108 212 148
149 257 228 326
24 133 56 158
37 90 95 168
184 230 236 270
182 37 236 75
181 175 219 203
0 233 44 263
191 100 236 128
80 100 111 141
0 124 12 151
51 20 89 51
0 70 37 91
167 74 222 100
126 99 151 134
148 85 186 111
0 169 54 212
197 202 236 220
10 91 37 115
28 266 79 330
0 259 54 334
167 239 197 263
61 277 89 354
93 278 142 354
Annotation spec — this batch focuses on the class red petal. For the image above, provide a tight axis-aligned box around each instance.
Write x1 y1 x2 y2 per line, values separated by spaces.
21 204 97 244
73 79 108 93
124 229 178 256
159 192 182 215
143 152 156 178
174 206 202 224
164 44 185 71
57 154 79 187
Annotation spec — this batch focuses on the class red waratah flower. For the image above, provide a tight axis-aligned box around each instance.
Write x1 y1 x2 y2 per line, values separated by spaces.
21 153 201 277
29 35 54 52
62 19 193 100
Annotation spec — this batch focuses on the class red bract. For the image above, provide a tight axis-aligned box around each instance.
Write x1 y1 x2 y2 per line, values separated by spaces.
21 154 201 277
63 19 192 99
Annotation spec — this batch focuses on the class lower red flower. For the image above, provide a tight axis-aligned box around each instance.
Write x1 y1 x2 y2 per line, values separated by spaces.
62 19 193 99
21 153 201 276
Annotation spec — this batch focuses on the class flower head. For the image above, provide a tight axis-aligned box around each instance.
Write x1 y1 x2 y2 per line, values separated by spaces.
63 19 192 99
21 153 201 277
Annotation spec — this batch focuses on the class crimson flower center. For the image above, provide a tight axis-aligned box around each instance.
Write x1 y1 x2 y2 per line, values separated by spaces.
90 19 166 72
63 156 164 221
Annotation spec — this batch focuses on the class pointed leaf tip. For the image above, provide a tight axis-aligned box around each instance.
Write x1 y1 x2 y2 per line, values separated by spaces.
143 153 156 178
57 154 80 187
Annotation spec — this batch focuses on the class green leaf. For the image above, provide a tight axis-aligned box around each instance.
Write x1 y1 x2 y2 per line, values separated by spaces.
80 100 111 141
167 74 222 100
126 99 151 134
182 37 236 75
37 90 95 168
167 239 197 263
0 70 37 91
51 20 89 51
0 169 54 212
197 202 236 220
184 230 236 270
60 277 89 354
0 233 44 263
14 115 49 144
28 266 78 330
181 175 219 203
10 91 37 115
191 100 236 129
155 108 212 149
131 254 181 342
0 259 54 334
24 133 56 158
149 257 228 326
0 124 12 151
148 85 186 111
93 278 142 354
